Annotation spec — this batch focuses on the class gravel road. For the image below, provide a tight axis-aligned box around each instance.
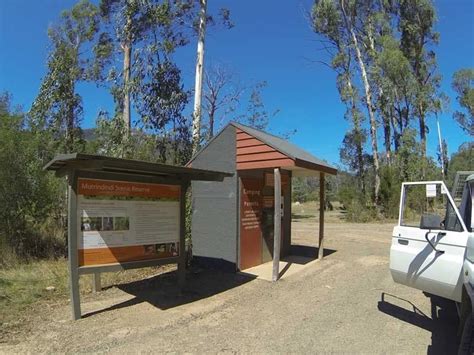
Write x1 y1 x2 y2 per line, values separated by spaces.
1 219 459 353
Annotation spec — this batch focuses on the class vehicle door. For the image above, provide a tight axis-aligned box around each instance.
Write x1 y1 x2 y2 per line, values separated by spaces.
390 181 469 302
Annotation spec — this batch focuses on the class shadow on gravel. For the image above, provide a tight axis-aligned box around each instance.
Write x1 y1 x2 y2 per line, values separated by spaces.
289 245 337 259
378 292 458 354
291 213 315 220
83 270 256 318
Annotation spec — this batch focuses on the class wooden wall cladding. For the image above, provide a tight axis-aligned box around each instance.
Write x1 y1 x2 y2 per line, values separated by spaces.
236 128 294 170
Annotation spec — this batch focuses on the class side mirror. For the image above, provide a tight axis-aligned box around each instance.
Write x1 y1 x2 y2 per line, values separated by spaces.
420 213 442 230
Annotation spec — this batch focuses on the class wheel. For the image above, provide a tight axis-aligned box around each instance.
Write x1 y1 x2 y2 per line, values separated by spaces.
459 313 474 355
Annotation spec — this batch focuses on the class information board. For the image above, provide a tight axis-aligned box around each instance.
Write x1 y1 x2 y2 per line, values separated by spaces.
240 177 263 269
77 178 180 266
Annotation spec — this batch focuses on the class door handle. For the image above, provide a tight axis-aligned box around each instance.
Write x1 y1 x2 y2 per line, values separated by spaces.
398 239 409 245
424 231 445 254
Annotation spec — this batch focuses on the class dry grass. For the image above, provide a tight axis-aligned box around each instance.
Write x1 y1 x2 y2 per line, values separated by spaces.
0 258 171 337
291 201 346 223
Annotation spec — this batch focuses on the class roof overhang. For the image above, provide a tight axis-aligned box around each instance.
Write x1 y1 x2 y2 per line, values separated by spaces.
44 153 233 182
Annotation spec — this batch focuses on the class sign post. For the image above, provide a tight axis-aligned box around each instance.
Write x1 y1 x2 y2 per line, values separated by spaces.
67 174 186 319
45 153 231 320
67 172 81 320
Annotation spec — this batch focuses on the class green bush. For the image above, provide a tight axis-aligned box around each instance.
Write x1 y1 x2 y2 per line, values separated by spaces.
0 93 66 263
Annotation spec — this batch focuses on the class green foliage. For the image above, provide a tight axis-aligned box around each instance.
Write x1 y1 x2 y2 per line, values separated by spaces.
452 68 474 136
29 0 100 153
446 142 474 188
312 0 448 215
292 177 319 203
95 0 194 128
0 93 66 263
337 174 377 222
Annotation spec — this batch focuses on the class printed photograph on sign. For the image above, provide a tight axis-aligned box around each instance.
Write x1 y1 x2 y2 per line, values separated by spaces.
77 178 181 266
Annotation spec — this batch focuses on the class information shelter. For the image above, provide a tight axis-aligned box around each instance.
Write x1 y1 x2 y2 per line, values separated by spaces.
45 153 232 320
188 122 337 281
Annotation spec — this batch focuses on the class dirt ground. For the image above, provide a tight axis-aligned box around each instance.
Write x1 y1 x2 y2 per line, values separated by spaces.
0 210 459 353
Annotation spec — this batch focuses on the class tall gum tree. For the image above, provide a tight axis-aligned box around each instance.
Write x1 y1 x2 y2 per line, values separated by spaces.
312 0 367 194
398 0 442 177
30 0 100 153
339 0 381 203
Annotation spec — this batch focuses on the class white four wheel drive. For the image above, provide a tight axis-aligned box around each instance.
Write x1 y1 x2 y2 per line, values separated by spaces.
389 173 474 352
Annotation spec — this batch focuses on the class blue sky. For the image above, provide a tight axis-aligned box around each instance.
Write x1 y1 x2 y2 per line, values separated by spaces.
0 0 473 166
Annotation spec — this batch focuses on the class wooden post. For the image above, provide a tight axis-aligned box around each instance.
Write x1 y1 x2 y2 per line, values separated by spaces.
272 168 282 282
178 182 189 289
67 172 81 320
92 272 101 293
318 172 325 260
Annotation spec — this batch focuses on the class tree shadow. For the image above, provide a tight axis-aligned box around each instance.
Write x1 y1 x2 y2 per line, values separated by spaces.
83 269 256 318
377 292 459 354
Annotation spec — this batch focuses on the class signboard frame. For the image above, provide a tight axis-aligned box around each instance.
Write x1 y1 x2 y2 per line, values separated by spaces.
67 169 189 320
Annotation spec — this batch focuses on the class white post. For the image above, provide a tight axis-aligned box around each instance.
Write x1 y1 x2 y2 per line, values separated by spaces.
191 0 207 155
272 168 282 282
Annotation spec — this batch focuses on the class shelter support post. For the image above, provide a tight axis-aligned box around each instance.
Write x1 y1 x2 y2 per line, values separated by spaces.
67 172 81 320
178 181 189 289
318 172 325 260
92 272 101 292
272 168 282 282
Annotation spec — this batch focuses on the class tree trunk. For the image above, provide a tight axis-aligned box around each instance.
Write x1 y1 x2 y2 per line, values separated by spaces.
123 41 131 135
347 78 365 194
391 108 400 152
191 0 207 156
208 105 215 141
383 115 391 164
340 0 381 203
366 21 391 165
418 102 427 178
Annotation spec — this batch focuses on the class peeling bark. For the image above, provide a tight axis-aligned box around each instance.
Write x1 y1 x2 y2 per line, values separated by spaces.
340 0 381 203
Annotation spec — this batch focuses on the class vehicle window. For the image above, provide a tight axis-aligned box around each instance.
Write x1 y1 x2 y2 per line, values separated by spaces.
401 183 463 232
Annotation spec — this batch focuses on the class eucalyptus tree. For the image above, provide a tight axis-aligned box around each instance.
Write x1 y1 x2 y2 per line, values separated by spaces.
131 1 195 164
190 5 233 154
30 0 100 153
452 68 474 136
398 0 442 174
375 35 417 152
312 0 380 201
93 0 196 161
312 0 366 191
191 0 207 155
97 0 155 135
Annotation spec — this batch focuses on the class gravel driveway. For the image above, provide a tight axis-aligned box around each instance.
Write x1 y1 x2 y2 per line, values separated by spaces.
1 219 459 353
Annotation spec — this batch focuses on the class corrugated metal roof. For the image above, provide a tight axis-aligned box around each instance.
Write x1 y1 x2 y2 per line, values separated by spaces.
44 153 233 182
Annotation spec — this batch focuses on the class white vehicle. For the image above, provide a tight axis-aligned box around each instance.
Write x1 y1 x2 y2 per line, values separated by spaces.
389 172 474 352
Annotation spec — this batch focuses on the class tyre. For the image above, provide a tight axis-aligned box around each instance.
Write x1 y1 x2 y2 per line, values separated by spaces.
459 313 474 355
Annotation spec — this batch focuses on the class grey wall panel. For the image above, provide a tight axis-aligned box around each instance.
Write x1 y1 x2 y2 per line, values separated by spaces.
191 125 237 264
